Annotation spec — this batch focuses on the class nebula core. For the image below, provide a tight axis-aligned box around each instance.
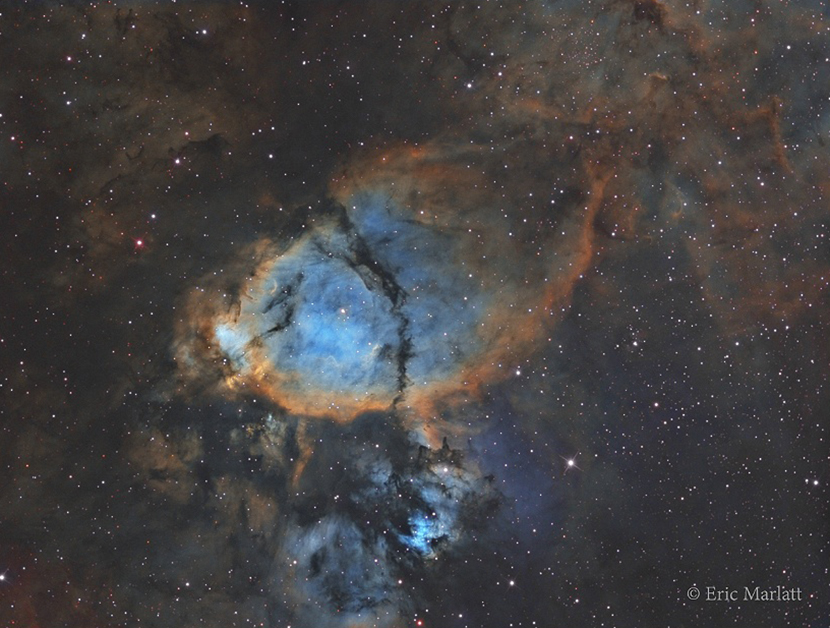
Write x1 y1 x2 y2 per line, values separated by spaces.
203 194 490 419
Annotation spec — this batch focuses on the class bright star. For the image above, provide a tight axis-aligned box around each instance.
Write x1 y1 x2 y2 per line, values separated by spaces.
561 453 582 474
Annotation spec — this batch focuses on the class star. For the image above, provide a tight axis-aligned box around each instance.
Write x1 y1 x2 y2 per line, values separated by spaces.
561 454 582 474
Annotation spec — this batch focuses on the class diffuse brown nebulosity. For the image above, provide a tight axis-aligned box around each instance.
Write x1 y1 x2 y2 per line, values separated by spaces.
632 0 668 27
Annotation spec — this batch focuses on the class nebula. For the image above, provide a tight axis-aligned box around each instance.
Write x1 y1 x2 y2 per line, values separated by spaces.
204 195 489 419
271 429 499 626
2 2 828 627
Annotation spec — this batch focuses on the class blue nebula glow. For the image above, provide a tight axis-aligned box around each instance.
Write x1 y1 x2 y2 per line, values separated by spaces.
282 515 401 617
215 194 488 413
348 192 486 385
267 424 502 627
255 228 401 396
401 511 446 554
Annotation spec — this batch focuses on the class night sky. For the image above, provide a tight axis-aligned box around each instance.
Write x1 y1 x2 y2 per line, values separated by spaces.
1 1 829 627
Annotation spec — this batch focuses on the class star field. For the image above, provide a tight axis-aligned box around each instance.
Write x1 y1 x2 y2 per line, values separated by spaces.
1 2 829 627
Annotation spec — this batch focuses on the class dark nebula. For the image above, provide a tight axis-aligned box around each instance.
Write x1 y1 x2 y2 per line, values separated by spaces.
1 2 829 627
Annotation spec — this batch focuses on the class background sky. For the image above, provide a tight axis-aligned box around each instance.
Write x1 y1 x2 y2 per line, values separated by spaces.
1 1 829 627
